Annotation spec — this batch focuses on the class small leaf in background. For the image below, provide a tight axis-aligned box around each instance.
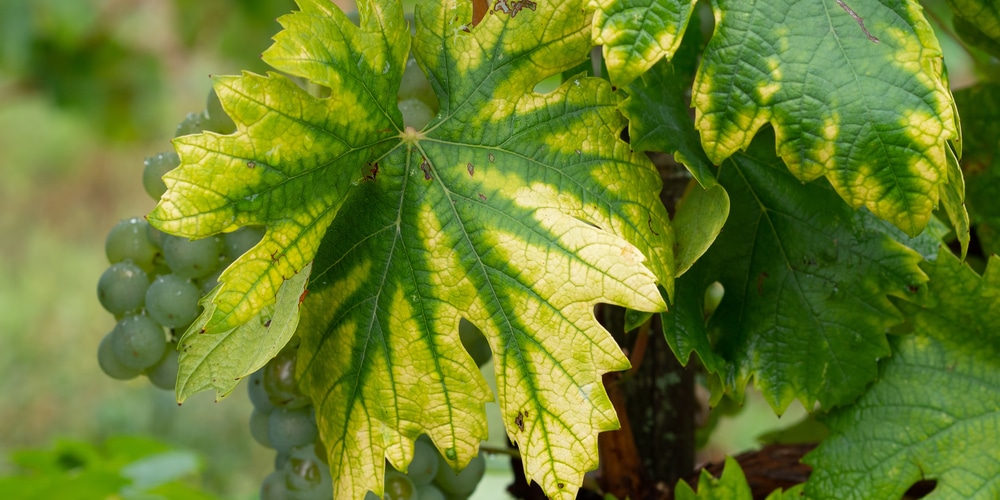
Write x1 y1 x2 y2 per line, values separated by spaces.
954 83 1000 256
805 252 1000 500
947 0 1000 53
662 135 934 412
174 263 311 402
674 456 804 499
670 183 729 277
590 0 698 87
691 0 962 237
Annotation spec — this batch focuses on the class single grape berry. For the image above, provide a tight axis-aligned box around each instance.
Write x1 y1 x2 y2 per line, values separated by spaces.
145 274 201 328
250 408 273 448
416 483 447 500
110 314 167 371
268 407 318 453
407 437 440 487
224 225 265 261
146 344 179 390
162 234 224 280
97 331 141 380
175 111 207 137
399 98 435 130
248 368 277 413
204 89 237 134
263 348 311 409
397 57 437 109
283 444 332 500
383 469 418 500
97 262 150 316
105 217 160 271
142 151 180 200
433 451 485 496
260 470 290 500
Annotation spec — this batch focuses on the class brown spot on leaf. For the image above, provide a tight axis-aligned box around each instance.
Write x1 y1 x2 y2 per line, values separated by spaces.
467 162 475 177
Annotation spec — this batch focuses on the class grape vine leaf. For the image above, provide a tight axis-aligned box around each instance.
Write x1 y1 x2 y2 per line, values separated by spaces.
173 263 310 403
947 0 1000 52
691 0 962 237
674 456 803 499
804 251 1000 500
954 83 1000 256
662 134 934 412
589 0 697 87
146 0 411 334
154 0 674 498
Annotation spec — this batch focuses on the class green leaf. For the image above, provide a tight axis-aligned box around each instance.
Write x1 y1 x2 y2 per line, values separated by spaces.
954 83 1000 256
674 457 752 500
663 136 931 412
620 8 716 189
147 0 409 333
804 251 1000 500
177 1 675 499
590 0 698 86
174 263 310 403
671 182 729 277
692 0 961 236
947 0 1000 54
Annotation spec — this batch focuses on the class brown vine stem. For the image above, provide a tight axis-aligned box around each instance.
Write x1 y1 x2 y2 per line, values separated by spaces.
479 443 521 459
836 0 880 43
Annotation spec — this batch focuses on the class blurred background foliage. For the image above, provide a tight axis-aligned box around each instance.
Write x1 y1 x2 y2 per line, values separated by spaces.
0 0 992 499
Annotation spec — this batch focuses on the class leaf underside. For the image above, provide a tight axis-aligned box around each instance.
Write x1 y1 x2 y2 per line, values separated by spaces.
805 252 1000 500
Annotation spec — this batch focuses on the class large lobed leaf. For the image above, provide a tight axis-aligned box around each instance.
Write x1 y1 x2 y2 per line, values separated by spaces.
662 135 935 412
148 0 408 333
151 0 675 498
691 0 961 237
805 252 1000 499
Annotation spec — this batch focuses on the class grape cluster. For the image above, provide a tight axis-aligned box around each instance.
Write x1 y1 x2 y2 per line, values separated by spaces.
251 344 488 500
95 89 256 390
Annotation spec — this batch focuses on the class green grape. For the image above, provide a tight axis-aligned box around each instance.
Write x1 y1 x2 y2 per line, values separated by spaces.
283 444 333 500
110 314 167 371
703 281 724 317
459 319 492 368
261 470 290 500
97 331 141 380
162 234 224 280
407 438 440 487
105 217 160 271
145 343 179 390
275 450 290 470
268 406 318 453
433 452 485 497
196 262 226 296
224 225 265 261
204 89 236 134
175 111 207 137
399 98 435 130
248 368 276 413
144 274 201 328
398 58 437 109
264 348 311 409
250 408 273 448
97 262 150 316
142 151 180 200
383 469 418 500
416 483 447 500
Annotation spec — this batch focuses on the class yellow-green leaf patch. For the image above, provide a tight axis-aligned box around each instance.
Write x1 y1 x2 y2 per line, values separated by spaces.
692 0 961 236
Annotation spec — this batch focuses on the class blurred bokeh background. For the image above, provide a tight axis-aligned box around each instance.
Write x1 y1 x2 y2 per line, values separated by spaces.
0 0 980 499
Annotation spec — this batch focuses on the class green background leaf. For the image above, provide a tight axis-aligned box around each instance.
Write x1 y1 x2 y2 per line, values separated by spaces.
954 83 1000 256
590 0 697 86
692 0 960 236
662 135 931 412
805 252 1000 500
